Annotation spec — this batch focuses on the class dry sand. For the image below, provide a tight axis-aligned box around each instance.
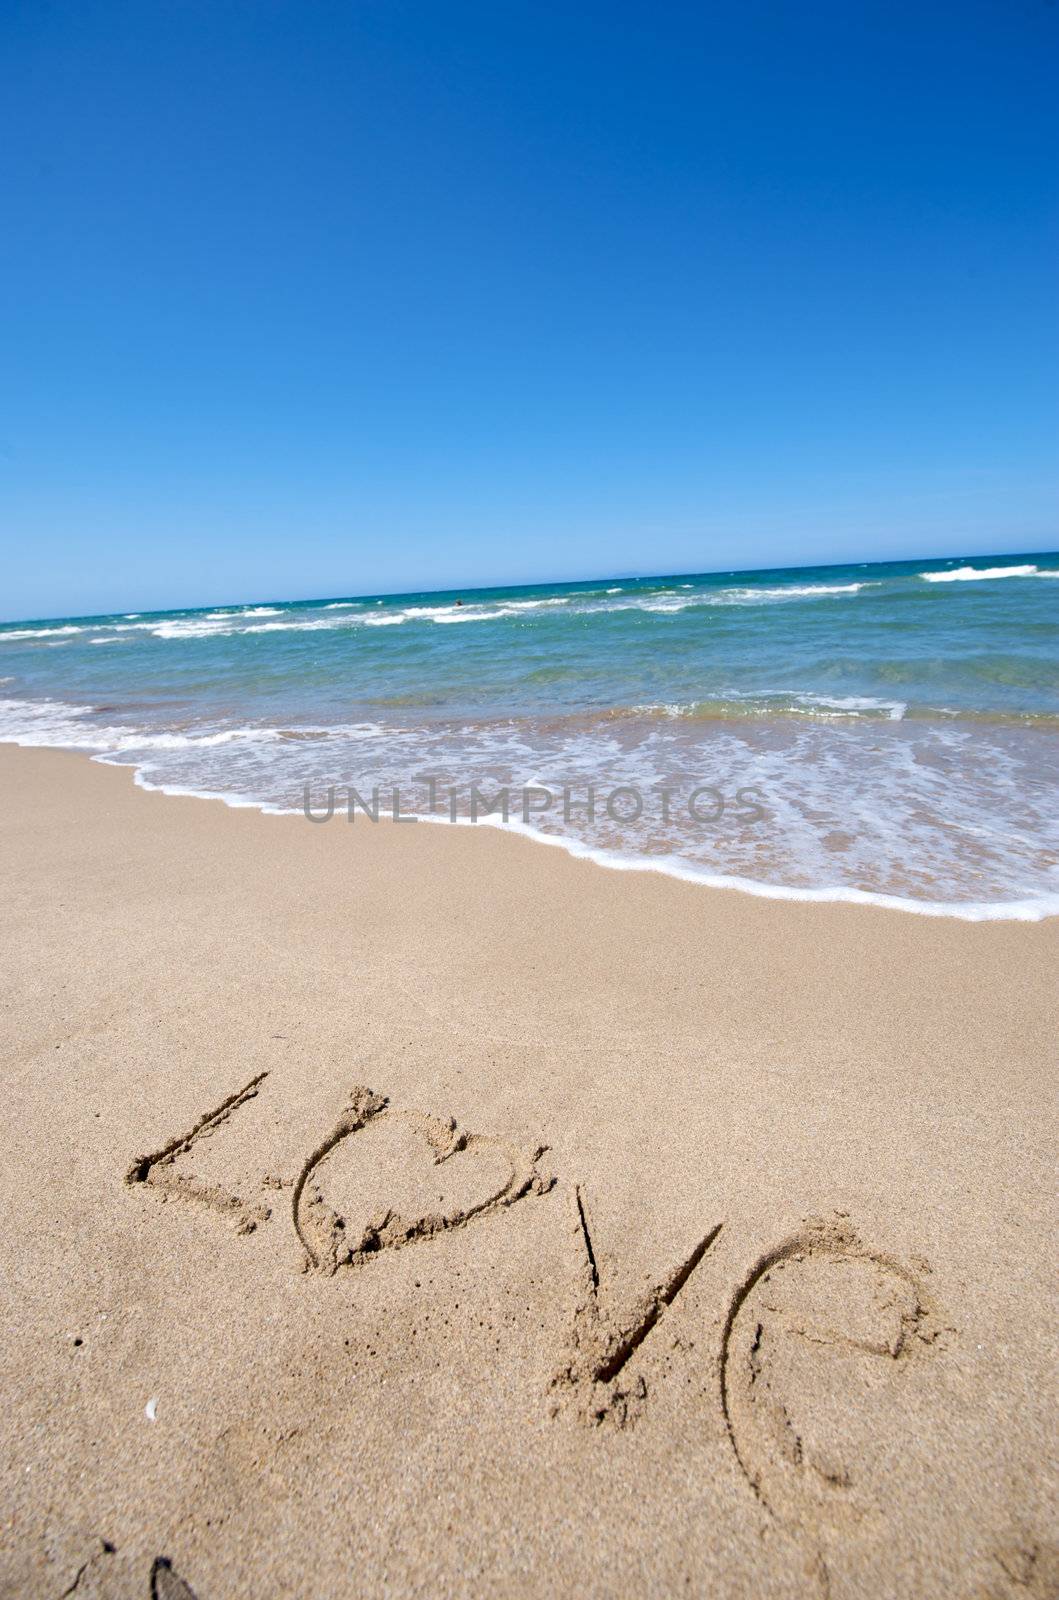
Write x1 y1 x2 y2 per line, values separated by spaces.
0 745 1056 1600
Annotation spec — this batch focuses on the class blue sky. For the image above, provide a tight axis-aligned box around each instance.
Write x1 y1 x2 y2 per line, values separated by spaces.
1 1 1057 621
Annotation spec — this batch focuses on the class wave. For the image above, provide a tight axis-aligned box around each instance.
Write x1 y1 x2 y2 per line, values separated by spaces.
205 606 282 618
61 740 1059 924
0 624 87 640
799 693 905 720
28 606 294 643
105 750 1059 922
455 812 1059 923
355 584 876 626
572 582 871 615
148 617 241 639
621 692 907 722
5 563 1057 652
2 691 1056 922
356 597 572 626
0 697 408 753
414 597 572 623
561 582 872 615
243 618 346 633
88 613 315 640
0 697 285 752
0 581 881 647
920 564 1043 583
709 582 871 604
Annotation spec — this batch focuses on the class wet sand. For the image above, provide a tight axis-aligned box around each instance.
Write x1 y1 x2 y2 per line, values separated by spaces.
0 745 1056 1600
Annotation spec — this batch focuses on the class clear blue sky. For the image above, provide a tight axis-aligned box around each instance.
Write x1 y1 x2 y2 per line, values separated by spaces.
1 1 1056 621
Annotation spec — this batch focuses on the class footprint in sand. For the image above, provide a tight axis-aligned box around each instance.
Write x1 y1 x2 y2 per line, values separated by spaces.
292 1086 553 1273
720 1214 947 1589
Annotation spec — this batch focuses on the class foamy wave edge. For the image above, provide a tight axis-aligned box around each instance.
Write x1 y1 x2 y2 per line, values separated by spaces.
104 754 1059 925
2 696 1057 922
2 691 1054 922
920 563 1056 583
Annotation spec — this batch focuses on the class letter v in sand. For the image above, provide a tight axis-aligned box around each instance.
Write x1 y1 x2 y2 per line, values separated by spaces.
550 1183 721 1427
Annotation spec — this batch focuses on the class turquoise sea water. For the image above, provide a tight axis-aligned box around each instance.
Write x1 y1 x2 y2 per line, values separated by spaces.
2 553 1057 916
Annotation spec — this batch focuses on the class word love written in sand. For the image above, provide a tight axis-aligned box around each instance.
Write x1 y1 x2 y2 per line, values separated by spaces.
125 1069 954 1586
125 1073 734 1412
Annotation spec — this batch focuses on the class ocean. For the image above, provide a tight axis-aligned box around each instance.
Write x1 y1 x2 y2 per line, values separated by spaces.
2 552 1057 919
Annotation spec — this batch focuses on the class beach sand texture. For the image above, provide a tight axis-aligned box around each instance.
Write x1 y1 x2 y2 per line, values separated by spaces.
1 746 1056 1599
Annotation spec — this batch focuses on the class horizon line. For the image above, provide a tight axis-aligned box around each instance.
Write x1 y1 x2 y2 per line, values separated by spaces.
2 543 1057 628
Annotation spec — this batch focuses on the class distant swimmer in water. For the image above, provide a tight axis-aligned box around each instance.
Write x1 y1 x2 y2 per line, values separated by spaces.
455 599 463 606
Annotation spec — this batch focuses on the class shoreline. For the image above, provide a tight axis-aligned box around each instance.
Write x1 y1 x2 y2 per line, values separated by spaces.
4 735 1057 922
2 743 1056 1599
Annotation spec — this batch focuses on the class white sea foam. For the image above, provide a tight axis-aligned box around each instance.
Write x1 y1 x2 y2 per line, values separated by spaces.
0 697 284 753
629 702 693 717
710 582 869 604
458 812 1059 922
0 582 884 647
410 597 572 623
559 582 870 616
920 564 1039 582
73 607 288 640
149 617 238 639
149 609 367 638
243 618 344 633
632 693 907 721
795 694 906 721
3 689 1056 922
81 614 238 641
206 606 282 618
3 553 1057 920
0 697 109 746
0 624 87 640
129 766 296 812
113 746 1059 921
431 607 532 623
363 605 487 625
638 597 696 613
126 728 284 749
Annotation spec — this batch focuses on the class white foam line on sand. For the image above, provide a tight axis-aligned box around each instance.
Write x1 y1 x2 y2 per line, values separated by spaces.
91 753 1059 924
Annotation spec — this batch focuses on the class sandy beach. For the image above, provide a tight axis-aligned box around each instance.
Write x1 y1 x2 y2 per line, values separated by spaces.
1 744 1056 1600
